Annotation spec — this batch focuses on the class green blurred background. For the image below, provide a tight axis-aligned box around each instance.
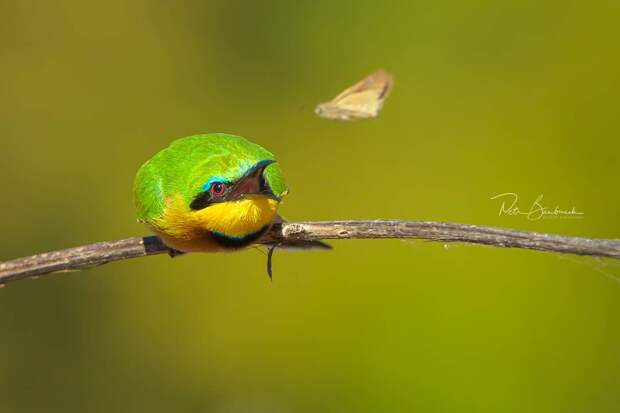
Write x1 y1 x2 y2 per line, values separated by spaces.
1 1 619 412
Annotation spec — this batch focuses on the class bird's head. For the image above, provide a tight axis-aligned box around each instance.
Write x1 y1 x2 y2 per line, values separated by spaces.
134 134 288 243
188 159 280 210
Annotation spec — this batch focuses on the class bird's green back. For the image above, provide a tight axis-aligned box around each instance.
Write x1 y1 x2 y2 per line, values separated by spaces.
133 134 288 222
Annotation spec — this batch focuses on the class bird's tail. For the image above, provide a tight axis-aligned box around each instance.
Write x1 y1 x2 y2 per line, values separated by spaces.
263 239 331 279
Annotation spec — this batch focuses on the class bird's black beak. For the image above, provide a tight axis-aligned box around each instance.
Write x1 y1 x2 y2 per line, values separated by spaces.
228 159 277 200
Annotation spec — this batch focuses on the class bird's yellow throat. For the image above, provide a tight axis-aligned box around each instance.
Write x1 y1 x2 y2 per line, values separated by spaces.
153 193 279 243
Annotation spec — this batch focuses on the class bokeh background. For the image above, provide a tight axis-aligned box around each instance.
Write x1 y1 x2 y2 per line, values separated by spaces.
1 1 620 412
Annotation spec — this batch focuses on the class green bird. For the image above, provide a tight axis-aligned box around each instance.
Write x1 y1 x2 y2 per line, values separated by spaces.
134 133 328 258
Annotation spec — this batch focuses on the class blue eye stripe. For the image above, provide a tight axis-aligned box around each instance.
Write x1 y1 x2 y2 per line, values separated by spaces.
201 160 275 192
203 176 227 191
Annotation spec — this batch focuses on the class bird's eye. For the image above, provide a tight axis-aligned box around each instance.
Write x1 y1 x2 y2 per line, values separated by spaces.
210 182 227 197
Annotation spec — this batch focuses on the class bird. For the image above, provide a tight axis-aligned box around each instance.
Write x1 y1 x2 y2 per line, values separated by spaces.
134 133 329 261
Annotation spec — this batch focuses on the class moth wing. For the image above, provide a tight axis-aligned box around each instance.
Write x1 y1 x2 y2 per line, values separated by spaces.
316 69 393 120
330 89 385 117
331 69 393 103
315 102 373 120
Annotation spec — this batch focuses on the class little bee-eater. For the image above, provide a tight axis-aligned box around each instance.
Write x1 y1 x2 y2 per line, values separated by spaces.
134 133 327 255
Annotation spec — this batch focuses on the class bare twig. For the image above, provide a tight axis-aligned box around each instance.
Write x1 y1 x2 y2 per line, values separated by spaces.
1 220 619 285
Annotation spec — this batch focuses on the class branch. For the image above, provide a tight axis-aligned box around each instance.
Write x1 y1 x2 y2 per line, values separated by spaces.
1 220 619 285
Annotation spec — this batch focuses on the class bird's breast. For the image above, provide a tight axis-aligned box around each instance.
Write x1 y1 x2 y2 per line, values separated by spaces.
151 194 279 252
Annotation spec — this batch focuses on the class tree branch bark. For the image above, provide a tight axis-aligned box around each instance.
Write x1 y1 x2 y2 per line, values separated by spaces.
1 220 619 285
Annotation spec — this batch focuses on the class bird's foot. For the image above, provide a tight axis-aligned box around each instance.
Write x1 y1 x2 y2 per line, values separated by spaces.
167 248 186 258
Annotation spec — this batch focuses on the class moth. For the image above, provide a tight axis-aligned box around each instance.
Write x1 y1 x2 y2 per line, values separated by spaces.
315 69 394 120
